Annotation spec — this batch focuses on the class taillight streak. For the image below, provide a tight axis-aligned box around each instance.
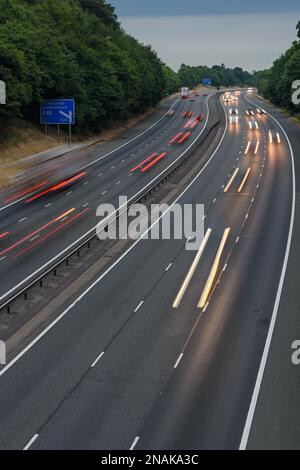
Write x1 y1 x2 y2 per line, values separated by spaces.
12 208 90 260
130 153 158 172
25 172 87 203
178 132 191 144
140 152 167 172
0 208 76 256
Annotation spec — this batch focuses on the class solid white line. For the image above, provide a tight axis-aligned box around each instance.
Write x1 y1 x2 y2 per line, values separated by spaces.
130 436 139 450
174 353 184 369
0 96 211 305
0 94 228 378
134 300 144 313
239 95 296 450
23 434 39 450
91 351 104 368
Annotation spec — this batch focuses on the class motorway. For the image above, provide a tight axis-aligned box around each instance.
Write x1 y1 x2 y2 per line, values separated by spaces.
0 91 210 303
0 90 295 450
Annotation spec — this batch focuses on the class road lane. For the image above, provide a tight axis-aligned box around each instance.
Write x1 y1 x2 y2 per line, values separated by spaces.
0 91 293 450
0 93 212 301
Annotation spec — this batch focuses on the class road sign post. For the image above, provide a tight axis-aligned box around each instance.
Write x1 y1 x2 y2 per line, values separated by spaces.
40 99 75 143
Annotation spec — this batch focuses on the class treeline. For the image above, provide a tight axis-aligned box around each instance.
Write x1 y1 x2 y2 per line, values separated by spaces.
254 21 300 116
177 64 254 89
0 0 254 133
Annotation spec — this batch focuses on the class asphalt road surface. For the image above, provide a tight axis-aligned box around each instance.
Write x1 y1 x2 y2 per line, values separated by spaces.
0 92 211 303
0 90 295 450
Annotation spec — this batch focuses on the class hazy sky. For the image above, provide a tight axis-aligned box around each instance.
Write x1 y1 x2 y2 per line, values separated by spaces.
110 1 300 71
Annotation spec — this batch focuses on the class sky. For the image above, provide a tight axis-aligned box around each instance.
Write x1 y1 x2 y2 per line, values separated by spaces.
109 0 300 71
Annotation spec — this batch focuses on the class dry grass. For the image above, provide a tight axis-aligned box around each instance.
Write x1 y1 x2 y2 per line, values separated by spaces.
0 120 62 186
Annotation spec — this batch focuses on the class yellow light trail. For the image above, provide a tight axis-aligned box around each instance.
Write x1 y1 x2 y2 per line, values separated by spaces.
269 131 273 144
237 168 251 193
224 168 239 193
244 141 251 155
173 229 212 309
198 228 231 309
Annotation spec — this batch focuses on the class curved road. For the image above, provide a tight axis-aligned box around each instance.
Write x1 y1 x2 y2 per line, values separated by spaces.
0 90 295 450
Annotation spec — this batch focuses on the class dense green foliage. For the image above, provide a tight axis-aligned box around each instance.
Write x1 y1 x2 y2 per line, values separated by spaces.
178 64 254 89
0 0 166 131
254 21 300 115
0 0 255 132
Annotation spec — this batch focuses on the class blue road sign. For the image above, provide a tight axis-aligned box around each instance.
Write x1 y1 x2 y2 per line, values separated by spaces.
202 78 212 86
40 99 75 125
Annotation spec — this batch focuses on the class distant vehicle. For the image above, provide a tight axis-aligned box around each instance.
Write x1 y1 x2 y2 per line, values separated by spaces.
195 113 204 121
257 108 267 115
268 130 281 144
246 108 255 116
189 96 196 101
182 111 193 118
230 115 239 124
166 109 175 117
229 108 239 115
181 87 190 99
